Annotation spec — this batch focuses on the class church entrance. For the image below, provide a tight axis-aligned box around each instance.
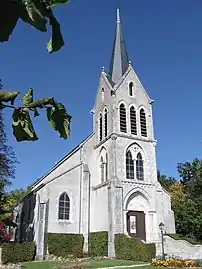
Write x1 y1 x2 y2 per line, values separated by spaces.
127 210 146 241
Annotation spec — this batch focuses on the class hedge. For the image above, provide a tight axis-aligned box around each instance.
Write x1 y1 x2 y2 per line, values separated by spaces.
1 242 35 264
88 231 108 257
46 233 84 257
115 234 156 262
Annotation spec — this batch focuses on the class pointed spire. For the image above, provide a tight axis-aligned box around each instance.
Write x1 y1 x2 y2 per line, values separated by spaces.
108 8 129 85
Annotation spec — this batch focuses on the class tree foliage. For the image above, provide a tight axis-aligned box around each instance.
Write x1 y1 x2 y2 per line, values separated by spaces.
158 158 202 242
0 0 70 53
0 81 17 211
0 87 71 142
157 170 176 190
178 158 202 210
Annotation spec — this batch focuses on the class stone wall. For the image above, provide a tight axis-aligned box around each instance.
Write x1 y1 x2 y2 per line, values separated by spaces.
156 235 202 260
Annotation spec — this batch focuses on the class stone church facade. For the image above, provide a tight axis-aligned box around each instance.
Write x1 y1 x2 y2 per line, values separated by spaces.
13 9 175 259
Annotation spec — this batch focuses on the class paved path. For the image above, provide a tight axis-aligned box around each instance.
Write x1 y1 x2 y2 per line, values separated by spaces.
97 263 150 269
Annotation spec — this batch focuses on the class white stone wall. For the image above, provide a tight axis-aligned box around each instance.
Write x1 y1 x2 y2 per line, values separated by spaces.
32 146 82 236
156 236 202 259
90 185 108 232
42 166 81 234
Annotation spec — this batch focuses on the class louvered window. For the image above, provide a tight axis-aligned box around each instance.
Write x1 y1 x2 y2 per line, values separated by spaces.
126 151 134 179
136 153 144 181
120 104 127 133
130 106 137 135
140 108 147 137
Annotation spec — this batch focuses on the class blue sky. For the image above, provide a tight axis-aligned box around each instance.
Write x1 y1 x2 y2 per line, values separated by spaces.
1 0 202 190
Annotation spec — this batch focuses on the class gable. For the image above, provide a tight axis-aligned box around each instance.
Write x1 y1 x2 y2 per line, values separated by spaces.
115 66 153 111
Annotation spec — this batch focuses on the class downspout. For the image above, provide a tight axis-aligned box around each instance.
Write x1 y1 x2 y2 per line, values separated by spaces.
79 145 84 234
88 171 91 242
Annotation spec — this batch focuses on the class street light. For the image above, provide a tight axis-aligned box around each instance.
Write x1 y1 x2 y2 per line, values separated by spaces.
159 222 165 260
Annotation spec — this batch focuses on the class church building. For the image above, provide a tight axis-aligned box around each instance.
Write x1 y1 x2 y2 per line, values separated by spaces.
14 9 175 259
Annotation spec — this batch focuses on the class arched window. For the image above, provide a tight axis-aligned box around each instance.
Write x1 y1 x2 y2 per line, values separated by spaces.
129 82 133 96
105 153 108 181
130 106 137 135
136 153 144 180
126 151 134 179
120 104 127 133
99 113 103 141
100 157 104 183
101 87 104 102
58 192 70 220
104 108 108 138
140 108 147 137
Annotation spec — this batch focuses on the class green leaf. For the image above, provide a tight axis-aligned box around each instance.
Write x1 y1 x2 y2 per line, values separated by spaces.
47 13 64 53
34 108 39 117
50 0 70 7
19 0 47 32
21 88 33 106
47 103 71 139
12 108 38 142
0 0 19 42
29 97 55 108
0 91 20 105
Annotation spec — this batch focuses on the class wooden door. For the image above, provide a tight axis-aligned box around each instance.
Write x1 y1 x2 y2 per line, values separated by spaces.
127 211 146 241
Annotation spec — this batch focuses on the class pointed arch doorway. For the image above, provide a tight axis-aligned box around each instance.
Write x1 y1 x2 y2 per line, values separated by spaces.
126 210 146 241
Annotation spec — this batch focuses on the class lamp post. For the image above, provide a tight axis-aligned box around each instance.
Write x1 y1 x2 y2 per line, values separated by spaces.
159 222 165 260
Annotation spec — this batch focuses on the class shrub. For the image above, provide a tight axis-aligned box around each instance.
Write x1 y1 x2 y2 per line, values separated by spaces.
46 233 84 258
88 231 108 257
1 242 35 264
115 234 156 262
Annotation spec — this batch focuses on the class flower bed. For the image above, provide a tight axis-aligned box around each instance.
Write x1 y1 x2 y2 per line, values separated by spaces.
151 258 202 267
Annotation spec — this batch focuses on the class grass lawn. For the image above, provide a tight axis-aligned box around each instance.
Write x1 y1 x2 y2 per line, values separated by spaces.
22 260 146 269
89 259 144 268
22 264 193 269
121 265 190 269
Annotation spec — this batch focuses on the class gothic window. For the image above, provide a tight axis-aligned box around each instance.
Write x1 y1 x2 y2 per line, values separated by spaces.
126 151 134 179
104 108 108 138
100 157 104 183
99 113 103 141
58 192 70 220
129 82 133 96
136 153 144 180
120 104 127 133
140 108 147 137
105 153 108 181
101 87 104 102
130 106 137 135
